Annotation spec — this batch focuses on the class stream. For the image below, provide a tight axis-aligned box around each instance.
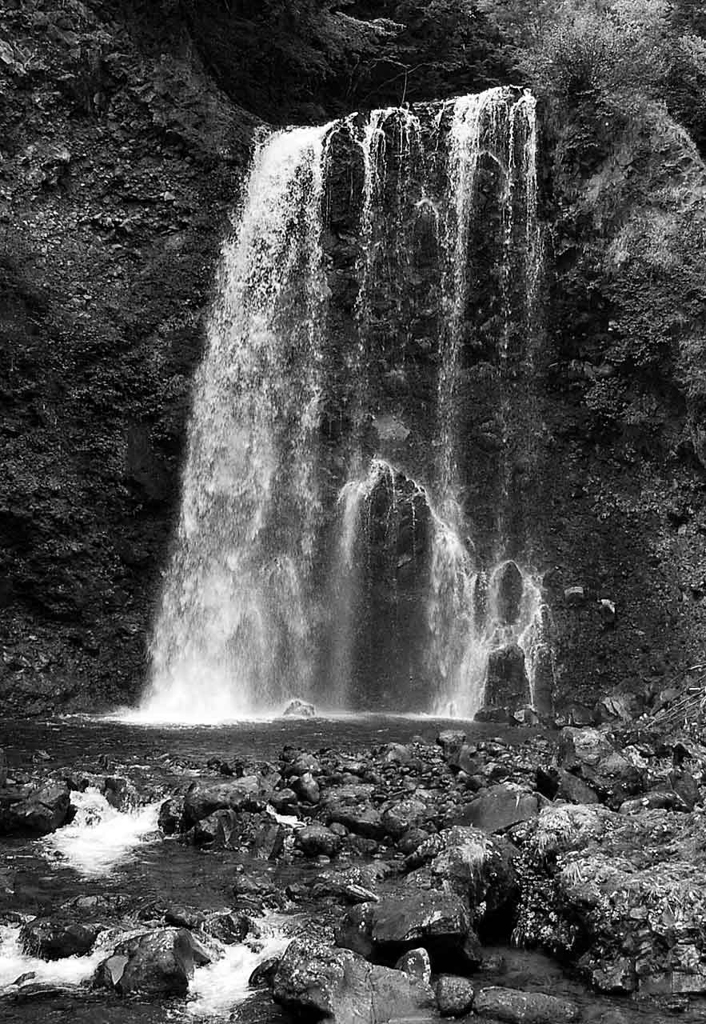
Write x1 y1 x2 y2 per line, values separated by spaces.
1 715 705 1023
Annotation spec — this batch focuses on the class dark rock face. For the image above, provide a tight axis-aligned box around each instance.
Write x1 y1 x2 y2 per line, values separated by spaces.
0 2 251 715
0 781 71 836
94 927 210 997
335 892 480 970
271 938 437 1023
485 645 531 709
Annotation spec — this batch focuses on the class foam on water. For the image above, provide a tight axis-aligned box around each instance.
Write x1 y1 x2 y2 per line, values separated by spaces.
187 928 289 1018
0 925 116 990
42 787 161 876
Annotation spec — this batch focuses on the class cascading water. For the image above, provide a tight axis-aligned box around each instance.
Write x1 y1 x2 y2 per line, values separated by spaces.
139 87 552 722
141 125 334 720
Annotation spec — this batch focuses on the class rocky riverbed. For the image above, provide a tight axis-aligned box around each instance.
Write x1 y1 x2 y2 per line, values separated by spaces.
2 712 706 1022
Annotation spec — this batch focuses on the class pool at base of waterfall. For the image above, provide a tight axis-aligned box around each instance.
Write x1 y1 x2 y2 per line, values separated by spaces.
0 715 705 1024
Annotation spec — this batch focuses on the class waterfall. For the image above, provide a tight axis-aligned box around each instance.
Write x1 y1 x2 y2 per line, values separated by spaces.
138 87 552 723
142 124 335 720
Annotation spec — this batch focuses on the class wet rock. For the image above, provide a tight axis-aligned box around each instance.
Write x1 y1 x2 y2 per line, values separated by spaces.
422 826 518 928
598 598 617 627
382 743 412 765
183 775 275 825
282 699 315 718
564 585 586 606
21 916 101 960
163 906 205 930
0 781 71 836
558 727 645 808
473 986 579 1022
536 766 599 805
399 827 430 856
204 910 251 944
158 797 183 835
435 974 475 1016
323 784 385 839
485 644 531 709
336 891 480 970
189 808 239 847
295 823 341 858
292 771 320 804
269 788 298 815
513 803 706 994
249 955 280 988
437 730 466 758
619 791 679 814
271 938 437 1022
511 706 540 727
95 927 210 997
381 798 427 839
101 776 137 810
474 707 511 724
461 784 539 833
282 752 321 778
395 947 431 984
593 695 633 725
448 743 481 775
669 767 700 810
495 562 524 624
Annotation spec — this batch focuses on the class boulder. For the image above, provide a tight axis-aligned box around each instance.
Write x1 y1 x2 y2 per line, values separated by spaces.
473 986 579 1022
462 785 539 833
513 804 706 994
158 797 183 835
0 782 71 836
435 974 475 1016
381 798 428 839
336 891 479 970
536 766 599 805
669 768 700 810
436 731 466 758
269 788 298 815
189 809 239 847
203 911 251 944
295 823 341 858
182 775 274 826
21 916 101 960
94 927 210 997
271 938 437 1023
422 826 518 927
282 699 315 718
292 771 320 804
282 752 321 779
395 947 431 984
323 784 385 840
382 743 412 765
558 727 646 808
